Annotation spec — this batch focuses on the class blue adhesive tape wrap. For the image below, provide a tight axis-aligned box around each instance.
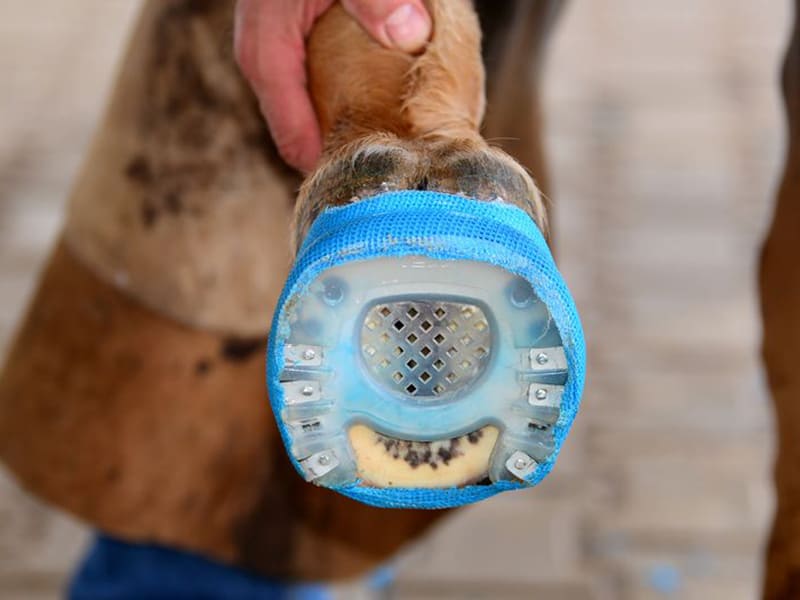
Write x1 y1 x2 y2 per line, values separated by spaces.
267 191 586 509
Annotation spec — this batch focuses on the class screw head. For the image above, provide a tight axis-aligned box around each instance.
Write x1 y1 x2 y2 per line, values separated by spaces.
514 457 528 470
301 385 314 396
322 279 344 306
318 454 331 466
536 352 549 365
510 278 535 308
302 348 316 361
535 388 548 400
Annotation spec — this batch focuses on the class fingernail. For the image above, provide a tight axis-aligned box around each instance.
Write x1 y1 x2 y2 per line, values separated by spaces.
385 4 431 53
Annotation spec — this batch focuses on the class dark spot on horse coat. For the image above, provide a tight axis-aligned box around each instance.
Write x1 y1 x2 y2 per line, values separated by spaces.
220 337 267 362
125 155 153 184
164 190 183 215
194 359 212 375
105 465 121 483
141 204 158 228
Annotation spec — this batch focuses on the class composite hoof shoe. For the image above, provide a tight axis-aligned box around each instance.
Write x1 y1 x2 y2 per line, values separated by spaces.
268 191 585 509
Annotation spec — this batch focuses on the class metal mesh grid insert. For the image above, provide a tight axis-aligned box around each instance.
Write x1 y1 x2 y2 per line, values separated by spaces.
360 299 492 398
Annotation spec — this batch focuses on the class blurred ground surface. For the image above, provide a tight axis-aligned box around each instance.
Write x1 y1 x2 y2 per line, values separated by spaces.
0 1 788 598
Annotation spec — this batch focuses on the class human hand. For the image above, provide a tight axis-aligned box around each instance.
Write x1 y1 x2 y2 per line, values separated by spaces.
234 0 432 173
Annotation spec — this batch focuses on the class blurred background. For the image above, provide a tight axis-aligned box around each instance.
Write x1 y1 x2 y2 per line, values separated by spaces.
0 1 788 598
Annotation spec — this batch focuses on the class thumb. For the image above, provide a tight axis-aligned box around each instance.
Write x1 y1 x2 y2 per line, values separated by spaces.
341 0 432 54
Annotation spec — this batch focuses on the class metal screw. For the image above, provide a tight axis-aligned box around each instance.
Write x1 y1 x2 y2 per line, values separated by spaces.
535 388 548 400
301 385 314 396
302 348 316 361
536 352 549 365
514 457 528 470
318 454 331 466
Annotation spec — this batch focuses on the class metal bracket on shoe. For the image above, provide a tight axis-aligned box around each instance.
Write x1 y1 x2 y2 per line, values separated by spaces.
505 450 538 480
527 383 564 408
299 449 340 481
284 344 323 368
282 380 322 405
280 379 333 423
527 346 567 373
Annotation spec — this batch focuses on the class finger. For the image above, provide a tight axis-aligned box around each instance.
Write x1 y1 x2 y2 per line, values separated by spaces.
234 0 323 173
255 44 322 174
341 0 432 53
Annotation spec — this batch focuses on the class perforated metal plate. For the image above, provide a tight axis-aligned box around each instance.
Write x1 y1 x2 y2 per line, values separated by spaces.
360 299 492 398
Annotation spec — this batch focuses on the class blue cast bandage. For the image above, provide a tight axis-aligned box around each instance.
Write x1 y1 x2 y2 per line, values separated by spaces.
267 191 585 509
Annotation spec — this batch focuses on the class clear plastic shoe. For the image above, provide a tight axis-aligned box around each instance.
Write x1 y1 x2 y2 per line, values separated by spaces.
267 191 585 509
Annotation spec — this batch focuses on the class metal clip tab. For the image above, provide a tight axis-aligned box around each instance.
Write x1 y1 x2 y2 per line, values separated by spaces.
528 346 567 373
284 344 323 368
505 450 538 480
282 380 322 405
527 383 565 408
300 450 339 480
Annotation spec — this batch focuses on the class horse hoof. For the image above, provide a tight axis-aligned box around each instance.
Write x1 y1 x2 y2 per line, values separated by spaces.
268 190 585 509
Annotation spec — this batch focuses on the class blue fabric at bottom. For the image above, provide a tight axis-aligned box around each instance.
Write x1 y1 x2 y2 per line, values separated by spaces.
69 535 392 599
